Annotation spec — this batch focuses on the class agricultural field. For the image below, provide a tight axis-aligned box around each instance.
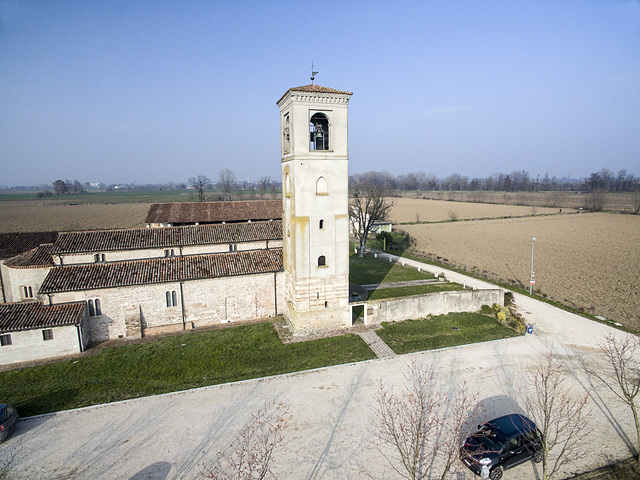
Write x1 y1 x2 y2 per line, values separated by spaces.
403 190 639 213
391 200 640 329
0 202 151 232
0 191 281 232
390 197 562 223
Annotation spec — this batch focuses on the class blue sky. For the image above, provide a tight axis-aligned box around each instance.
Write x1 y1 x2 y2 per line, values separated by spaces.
1 0 639 186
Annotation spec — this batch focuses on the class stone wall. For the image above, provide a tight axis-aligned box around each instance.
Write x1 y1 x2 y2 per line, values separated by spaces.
364 289 504 325
49 271 284 342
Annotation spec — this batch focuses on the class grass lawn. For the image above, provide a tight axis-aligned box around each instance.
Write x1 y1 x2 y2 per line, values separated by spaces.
376 312 521 355
0 323 375 417
349 252 434 285
367 283 464 300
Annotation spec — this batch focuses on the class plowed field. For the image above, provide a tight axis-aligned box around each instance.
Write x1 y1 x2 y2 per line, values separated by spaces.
399 211 640 328
0 202 151 232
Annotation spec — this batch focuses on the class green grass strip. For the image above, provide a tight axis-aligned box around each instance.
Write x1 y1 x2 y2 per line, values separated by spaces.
367 283 464 300
376 312 521 355
0 323 374 417
349 253 434 285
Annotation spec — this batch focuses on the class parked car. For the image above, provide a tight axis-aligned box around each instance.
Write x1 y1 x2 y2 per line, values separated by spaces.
0 404 19 443
460 413 543 480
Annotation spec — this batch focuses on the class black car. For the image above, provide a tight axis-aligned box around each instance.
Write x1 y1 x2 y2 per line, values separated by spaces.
0 404 19 443
460 413 543 480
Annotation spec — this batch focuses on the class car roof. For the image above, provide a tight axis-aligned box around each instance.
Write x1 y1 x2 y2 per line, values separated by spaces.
486 414 536 438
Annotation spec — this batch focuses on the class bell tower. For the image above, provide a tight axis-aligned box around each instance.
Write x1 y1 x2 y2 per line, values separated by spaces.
277 84 353 330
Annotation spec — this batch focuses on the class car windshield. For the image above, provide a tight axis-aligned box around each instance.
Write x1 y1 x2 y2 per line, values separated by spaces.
475 424 508 452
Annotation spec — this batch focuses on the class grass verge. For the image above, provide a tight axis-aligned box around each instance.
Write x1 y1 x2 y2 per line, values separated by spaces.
367 283 464 300
349 252 433 285
0 322 375 417
376 312 521 355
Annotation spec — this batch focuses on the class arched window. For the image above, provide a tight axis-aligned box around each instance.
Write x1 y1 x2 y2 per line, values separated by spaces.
310 113 329 151
316 176 328 195
88 299 102 317
283 114 290 153
318 255 326 267
319 219 324 229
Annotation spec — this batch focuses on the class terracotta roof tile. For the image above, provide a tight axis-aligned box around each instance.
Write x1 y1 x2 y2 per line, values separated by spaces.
145 200 281 225
0 232 58 258
277 84 353 104
40 249 283 293
51 220 282 254
4 244 54 268
288 84 352 95
0 301 86 332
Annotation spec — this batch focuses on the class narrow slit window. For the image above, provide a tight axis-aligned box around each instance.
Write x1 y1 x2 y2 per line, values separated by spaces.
319 219 324 229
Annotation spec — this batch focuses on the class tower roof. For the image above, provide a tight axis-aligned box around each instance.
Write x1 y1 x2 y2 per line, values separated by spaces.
277 84 352 105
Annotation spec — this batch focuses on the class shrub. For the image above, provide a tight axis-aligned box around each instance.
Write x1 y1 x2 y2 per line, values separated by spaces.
497 311 506 323
492 303 501 313
480 304 492 314
504 291 514 306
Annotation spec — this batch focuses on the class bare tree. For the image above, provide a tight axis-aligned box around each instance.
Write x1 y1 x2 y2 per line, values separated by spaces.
587 333 640 468
350 179 395 257
258 177 271 198
368 362 477 480
200 402 289 480
189 175 210 202
218 169 236 199
524 349 591 480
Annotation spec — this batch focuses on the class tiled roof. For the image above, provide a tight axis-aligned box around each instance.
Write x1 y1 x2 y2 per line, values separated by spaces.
288 84 352 95
51 220 282 254
4 244 54 268
277 84 353 104
40 249 283 293
0 301 86 333
0 232 58 258
145 200 281 225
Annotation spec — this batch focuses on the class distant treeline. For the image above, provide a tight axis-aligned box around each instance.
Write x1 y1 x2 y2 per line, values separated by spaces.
350 168 639 193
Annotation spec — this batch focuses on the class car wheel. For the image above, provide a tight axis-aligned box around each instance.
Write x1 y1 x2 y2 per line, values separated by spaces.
534 451 543 463
489 466 503 480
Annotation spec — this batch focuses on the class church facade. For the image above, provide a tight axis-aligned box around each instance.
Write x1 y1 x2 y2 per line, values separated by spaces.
0 83 355 365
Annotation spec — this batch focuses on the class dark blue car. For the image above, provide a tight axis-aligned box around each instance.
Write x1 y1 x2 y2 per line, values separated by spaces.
0 404 19 443
460 414 543 479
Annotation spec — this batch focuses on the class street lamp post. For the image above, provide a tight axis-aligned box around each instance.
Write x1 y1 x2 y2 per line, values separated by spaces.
530 237 536 295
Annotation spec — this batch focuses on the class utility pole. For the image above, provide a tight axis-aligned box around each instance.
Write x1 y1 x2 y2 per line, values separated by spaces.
530 237 536 295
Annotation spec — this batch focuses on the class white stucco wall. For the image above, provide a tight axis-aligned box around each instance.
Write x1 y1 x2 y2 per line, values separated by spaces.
2 264 51 303
364 289 505 325
0 324 84 366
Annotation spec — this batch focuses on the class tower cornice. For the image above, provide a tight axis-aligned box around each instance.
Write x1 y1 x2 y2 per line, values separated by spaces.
277 84 353 107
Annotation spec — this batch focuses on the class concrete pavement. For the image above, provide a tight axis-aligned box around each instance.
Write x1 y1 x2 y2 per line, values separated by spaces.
1 257 636 480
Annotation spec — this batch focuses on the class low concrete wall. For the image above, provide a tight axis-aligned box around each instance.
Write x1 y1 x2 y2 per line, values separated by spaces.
364 288 504 325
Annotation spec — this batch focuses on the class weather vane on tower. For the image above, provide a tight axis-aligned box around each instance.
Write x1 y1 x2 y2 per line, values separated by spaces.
311 62 318 84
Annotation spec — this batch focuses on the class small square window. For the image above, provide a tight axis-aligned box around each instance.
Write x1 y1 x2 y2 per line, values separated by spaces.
42 329 53 341
0 334 12 346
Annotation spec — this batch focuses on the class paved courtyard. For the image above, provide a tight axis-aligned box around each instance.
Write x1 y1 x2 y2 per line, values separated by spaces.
1 259 636 479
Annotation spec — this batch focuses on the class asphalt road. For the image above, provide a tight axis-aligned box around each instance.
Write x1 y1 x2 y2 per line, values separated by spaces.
1 260 635 480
